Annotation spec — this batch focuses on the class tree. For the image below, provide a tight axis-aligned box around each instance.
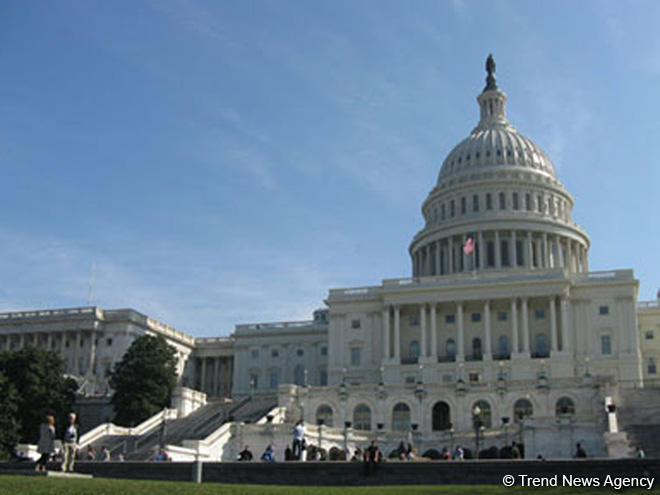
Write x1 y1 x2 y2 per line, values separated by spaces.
109 334 177 426
0 372 20 459
0 346 77 444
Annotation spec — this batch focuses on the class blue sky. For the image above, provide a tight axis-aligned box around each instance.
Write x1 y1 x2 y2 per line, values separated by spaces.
1 1 658 336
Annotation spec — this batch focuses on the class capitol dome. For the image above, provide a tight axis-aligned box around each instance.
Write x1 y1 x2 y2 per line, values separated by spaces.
410 55 590 278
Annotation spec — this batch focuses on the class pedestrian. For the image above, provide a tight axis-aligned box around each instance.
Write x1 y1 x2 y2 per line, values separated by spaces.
363 440 382 475
454 445 464 460
35 414 56 472
292 420 305 459
636 446 646 459
61 412 78 472
85 445 96 461
511 441 521 459
261 444 275 462
98 445 111 462
574 442 587 458
441 447 451 460
238 445 253 461
300 438 308 461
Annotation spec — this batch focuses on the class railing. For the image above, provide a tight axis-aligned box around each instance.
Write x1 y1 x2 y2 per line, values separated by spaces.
327 286 380 299
492 353 511 361
0 306 98 320
400 357 419 365
236 320 316 331
195 337 233 345
638 300 660 309
437 356 456 363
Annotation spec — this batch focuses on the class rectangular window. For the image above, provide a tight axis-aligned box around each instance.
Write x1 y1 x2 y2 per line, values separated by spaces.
512 192 519 210
320 346 328 356
487 241 495 267
645 331 654 340
269 372 279 389
445 314 455 324
473 195 479 212
516 240 524 266
251 349 259 359
350 347 362 367
461 197 466 214
405 376 416 384
320 370 328 386
442 374 453 383
106 338 113 346
351 319 361 329
525 193 531 211
535 310 545 319
271 349 279 358
648 361 657 375
499 192 506 209
501 241 510 266
441 204 446 220
601 335 612 355
497 312 507 321
471 313 481 322
599 305 609 315
486 193 492 210
409 315 419 326
469 373 480 382
450 200 455 217
249 374 259 389
537 195 543 212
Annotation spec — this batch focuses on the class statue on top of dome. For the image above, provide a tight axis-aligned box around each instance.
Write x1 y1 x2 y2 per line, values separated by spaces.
484 54 498 91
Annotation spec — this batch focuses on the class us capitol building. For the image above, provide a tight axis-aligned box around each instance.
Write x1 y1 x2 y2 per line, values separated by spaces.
2 57 660 459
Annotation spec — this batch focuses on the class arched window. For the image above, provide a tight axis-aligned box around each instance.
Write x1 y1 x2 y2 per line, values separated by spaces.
294 365 305 386
535 334 549 358
392 402 411 431
648 358 657 375
513 398 533 422
432 401 451 431
316 405 333 427
472 338 482 360
472 400 492 428
497 335 509 359
556 397 576 416
409 340 420 360
353 404 372 431
445 339 456 360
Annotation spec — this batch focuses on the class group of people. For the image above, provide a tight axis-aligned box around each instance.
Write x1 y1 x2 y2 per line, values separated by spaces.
35 412 79 472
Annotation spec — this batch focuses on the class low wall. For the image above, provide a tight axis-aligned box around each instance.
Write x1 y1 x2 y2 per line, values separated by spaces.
1 459 658 485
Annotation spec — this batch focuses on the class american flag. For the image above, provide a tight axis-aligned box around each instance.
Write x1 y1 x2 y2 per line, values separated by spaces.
463 236 475 255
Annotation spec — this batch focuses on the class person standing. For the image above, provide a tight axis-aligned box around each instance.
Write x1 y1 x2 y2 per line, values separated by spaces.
61 412 78 472
292 421 305 459
35 415 56 472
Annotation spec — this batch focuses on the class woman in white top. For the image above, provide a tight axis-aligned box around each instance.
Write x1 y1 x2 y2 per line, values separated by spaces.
35 415 56 472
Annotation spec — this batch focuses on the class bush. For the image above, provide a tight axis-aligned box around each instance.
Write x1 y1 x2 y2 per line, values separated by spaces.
423 449 441 460
479 446 499 459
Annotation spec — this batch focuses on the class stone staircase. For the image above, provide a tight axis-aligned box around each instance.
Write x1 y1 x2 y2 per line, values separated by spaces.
617 387 660 457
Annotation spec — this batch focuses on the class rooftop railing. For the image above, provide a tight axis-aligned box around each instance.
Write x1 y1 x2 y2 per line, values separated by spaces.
638 300 660 309
0 306 99 321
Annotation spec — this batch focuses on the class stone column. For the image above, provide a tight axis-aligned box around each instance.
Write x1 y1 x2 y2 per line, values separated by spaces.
478 232 485 270
19 333 24 349
535 238 544 269
46 332 52 351
557 237 565 268
420 305 427 358
456 302 465 361
495 231 501 269
430 303 437 361
549 296 558 354
543 233 550 268
213 357 219 396
521 298 530 356
200 358 207 393
461 234 467 272
88 331 97 376
435 241 441 276
526 232 533 269
584 248 589 273
383 307 390 360
560 296 571 353
567 240 573 272
424 245 430 276
511 231 517 267
74 331 81 375
448 237 454 274
511 299 518 355
483 300 492 360
394 305 401 362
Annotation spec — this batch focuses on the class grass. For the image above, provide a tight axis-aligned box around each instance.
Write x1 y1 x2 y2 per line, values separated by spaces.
0 476 654 495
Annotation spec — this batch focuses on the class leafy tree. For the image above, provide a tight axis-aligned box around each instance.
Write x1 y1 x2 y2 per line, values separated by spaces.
109 334 177 426
0 346 77 444
0 371 20 459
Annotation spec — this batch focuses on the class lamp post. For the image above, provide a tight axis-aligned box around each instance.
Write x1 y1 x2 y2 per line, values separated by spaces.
501 416 510 448
414 373 427 451
472 405 483 459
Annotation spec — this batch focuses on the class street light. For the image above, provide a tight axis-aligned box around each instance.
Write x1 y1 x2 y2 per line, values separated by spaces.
472 405 483 459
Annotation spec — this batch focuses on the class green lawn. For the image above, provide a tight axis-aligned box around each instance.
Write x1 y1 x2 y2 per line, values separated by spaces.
0 476 653 495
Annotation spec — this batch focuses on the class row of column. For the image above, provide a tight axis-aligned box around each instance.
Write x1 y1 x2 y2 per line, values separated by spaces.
199 356 232 397
413 231 588 277
382 296 571 362
0 330 96 376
